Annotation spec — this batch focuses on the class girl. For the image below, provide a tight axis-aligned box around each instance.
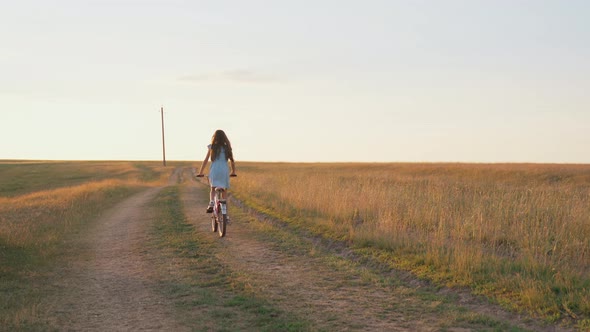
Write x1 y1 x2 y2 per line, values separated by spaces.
196 129 237 212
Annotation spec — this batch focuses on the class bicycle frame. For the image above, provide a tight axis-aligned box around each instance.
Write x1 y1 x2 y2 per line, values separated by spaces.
211 187 227 237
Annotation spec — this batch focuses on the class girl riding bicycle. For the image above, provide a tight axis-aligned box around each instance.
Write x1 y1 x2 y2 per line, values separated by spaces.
196 129 237 213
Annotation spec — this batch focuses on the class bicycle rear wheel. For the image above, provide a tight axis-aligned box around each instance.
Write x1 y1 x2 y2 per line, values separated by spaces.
218 214 227 237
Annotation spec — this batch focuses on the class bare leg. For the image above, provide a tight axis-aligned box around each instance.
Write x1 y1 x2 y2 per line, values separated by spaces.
210 187 215 203
205 187 215 213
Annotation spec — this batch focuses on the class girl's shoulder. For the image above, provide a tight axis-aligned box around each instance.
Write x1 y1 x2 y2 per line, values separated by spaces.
207 144 212 149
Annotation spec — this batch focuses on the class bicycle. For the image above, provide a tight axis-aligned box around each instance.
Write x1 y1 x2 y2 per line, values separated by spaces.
196 174 236 238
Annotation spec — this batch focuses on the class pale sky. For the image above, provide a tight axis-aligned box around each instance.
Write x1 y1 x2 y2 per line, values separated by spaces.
1 0 589 163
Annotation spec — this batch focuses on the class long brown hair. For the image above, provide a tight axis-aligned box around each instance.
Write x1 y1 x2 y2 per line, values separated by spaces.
210 129 234 162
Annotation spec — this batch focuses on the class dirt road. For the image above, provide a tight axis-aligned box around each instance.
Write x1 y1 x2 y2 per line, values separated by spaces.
43 167 569 331
45 169 189 331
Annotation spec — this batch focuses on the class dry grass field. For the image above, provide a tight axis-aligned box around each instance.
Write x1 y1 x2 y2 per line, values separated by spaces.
231 162 590 326
2 160 588 330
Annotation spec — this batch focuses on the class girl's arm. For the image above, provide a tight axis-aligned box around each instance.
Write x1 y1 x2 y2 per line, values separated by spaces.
197 149 211 176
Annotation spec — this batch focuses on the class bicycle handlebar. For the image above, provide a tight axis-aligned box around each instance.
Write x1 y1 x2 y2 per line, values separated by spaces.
196 174 237 178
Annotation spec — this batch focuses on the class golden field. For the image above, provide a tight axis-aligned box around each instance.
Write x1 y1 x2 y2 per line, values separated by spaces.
231 162 590 324
1 160 588 327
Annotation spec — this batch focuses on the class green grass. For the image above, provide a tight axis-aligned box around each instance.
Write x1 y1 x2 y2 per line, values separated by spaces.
149 186 311 331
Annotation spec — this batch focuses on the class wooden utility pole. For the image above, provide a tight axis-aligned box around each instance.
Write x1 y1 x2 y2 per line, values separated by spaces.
160 106 166 166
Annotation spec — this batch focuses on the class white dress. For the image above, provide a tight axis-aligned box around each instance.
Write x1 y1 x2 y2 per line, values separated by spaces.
208 145 230 189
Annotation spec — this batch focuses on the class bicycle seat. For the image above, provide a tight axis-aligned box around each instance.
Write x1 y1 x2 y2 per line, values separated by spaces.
215 187 226 192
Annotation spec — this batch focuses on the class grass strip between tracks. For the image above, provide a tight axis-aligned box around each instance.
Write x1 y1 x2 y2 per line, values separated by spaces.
149 185 311 331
